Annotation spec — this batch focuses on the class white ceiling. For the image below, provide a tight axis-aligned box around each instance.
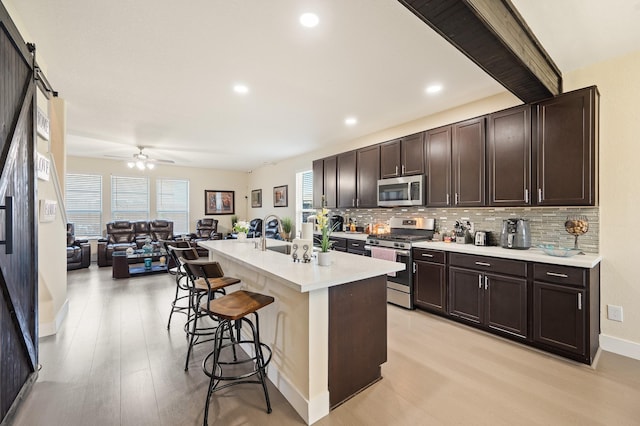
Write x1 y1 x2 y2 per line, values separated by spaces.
7 0 640 171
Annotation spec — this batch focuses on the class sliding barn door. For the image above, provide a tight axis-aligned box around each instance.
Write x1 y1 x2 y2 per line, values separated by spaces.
0 4 39 422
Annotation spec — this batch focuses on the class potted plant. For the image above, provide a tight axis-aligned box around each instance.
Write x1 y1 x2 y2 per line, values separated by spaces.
317 197 334 266
280 217 292 241
232 220 250 241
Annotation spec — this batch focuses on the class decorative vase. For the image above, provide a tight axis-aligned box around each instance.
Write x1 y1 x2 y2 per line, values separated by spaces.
317 251 331 266
237 232 247 242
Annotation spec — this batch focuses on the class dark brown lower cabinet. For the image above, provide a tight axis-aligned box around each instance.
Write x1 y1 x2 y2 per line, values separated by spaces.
533 282 585 355
413 249 446 313
448 253 528 339
532 262 600 363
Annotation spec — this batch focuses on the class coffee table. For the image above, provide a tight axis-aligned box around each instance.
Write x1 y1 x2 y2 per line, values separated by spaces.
112 249 168 279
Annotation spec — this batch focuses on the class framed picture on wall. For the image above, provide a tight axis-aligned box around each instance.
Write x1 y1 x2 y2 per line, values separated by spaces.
273 185 288 207
204 190 235 215
251 189 262 208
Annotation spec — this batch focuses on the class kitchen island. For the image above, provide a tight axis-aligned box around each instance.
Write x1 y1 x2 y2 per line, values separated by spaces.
197 238 404 425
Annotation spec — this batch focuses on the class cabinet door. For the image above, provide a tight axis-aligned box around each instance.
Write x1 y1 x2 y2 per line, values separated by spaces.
484 273 528 339
337 151 357 208
488 105 531 206
453 117 485 207
425 125 452 207
402 132 425 176
533 281 586 356
313 159 324 208
323 156 337 209
356 145 380 208
448 267 482 324
380 139 401 178
535 86 598 206
414 260 446 313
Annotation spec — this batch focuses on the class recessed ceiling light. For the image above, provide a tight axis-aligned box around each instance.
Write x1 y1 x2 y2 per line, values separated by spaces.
345 117 357 126
233 84 249 94
300 13 319 28
426 84 443 94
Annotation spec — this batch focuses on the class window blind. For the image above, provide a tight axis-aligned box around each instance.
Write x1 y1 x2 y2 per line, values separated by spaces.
111 175 149 222
65 173 103 238
156 178 189 234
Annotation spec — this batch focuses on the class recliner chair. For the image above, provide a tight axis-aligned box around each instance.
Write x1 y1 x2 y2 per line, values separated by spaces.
191 218 222 241
67 223 91 270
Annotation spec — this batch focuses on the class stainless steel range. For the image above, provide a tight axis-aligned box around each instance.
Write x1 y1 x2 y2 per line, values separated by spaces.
366 217 435 309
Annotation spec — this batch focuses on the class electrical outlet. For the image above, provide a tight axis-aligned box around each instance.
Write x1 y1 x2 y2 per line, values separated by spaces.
607 305 624 322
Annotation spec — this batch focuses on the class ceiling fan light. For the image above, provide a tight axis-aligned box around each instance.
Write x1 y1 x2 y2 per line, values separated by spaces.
136 160 145 170
146 163 155 170
127 161 135 168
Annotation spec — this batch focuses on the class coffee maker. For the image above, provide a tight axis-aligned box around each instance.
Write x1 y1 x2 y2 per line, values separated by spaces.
500 219 531 249
330 215 344 232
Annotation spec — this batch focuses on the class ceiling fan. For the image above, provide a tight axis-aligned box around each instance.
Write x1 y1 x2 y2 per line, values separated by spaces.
107 146 175 170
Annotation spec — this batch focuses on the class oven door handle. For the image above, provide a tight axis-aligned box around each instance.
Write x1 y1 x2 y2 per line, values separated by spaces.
364 246 411 257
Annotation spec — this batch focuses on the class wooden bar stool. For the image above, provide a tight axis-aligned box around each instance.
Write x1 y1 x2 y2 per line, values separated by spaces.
201 290 274 425
182 260 240 371
165 242 199 330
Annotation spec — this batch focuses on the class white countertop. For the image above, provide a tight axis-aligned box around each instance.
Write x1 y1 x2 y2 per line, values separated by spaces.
198 238 404 293
412 241 602 268
315 231 369 241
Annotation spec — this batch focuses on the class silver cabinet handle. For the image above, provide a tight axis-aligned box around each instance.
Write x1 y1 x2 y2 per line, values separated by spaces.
475 261 491 267
402 164 406 175
352 198 355 207
421 253 434 258
578 293 583 310
525 188 529 203
478 274 482 289
546 272 569 278
351 243 360 247
413 262 416 273
446 194 450 205
356 198 359 207
484 276 488 290
455 192 459 205
395 165 399 176
538 188 542 203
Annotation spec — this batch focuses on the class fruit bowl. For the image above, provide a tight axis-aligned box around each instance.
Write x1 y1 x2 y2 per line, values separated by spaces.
538 245 582 257
565 215 589 249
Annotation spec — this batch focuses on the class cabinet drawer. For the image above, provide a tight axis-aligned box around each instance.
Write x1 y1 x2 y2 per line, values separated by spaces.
329 237 347 250
533 264 586 287
347 239 365 251
449 253 526 277
413 248 446 264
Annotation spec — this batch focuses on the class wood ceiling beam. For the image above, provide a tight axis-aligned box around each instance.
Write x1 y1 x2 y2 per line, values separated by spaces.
399 0 562 103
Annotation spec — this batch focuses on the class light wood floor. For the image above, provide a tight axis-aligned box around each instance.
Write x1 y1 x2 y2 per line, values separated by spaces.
12 265 640 425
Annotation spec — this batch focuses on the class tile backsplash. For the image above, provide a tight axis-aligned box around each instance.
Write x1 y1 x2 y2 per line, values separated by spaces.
333 206 600 254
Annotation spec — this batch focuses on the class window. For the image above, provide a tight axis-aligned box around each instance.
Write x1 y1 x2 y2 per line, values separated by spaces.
296 170 314 234
65 173 102 238
111 175 149 221
156 178 189 234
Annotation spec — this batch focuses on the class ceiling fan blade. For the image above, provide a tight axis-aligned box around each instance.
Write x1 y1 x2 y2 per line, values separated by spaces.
148 158 175 164
104 154 130 159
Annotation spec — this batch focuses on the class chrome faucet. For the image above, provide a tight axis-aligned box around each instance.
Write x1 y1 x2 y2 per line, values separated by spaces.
260 214 284 251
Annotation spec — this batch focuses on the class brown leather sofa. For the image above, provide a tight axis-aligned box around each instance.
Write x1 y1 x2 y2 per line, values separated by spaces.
97 220 175 266
189 218 223 256
67 223 91 270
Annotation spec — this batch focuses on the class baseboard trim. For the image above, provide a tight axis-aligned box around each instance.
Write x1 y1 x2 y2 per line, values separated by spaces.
599 334 640 361
39 298 69 337
240 341 329 425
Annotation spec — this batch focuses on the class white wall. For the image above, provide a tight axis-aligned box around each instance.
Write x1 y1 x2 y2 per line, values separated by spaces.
564 51 640 354
66 156 250 236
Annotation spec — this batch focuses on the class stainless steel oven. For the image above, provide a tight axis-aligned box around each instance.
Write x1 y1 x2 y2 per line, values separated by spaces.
366 217 435 309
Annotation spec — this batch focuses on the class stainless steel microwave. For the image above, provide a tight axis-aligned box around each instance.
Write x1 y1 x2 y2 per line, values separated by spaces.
377 175 424 207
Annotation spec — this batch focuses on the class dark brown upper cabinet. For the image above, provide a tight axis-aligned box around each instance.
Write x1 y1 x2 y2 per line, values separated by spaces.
487 105 532 206
337 151 357 208
452 117 486 207
424 125 452 207
380 132 425 178
534 86 599 206
323 155 338 209
356 145 380 208
312 159 324 208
